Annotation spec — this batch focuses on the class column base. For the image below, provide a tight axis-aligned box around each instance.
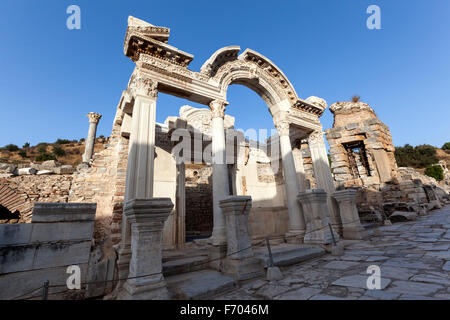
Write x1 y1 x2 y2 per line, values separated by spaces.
119 275 169 300
208 244 227 271
222 257 265 281
116 245 131 288
304 228 336 246
285 231 305 244
343 226 369 240
211 227 227 246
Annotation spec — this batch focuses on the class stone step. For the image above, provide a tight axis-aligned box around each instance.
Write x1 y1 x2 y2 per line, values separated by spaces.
162 255 209 277
254 245 325 268
166 270 236 300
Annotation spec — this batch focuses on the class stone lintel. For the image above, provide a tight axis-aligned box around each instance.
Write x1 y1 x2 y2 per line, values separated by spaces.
31 203 97 223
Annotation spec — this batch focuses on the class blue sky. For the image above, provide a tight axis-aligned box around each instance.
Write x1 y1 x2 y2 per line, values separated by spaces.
0 0 449 149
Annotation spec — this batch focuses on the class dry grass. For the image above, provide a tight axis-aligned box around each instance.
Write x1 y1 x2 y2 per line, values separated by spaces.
0 140 106 166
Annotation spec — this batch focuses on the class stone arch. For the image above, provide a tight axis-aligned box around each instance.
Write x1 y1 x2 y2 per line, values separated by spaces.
201 47 302 117
0 182 32 222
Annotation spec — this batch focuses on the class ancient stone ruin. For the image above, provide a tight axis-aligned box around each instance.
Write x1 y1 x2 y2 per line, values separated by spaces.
1 16 449 301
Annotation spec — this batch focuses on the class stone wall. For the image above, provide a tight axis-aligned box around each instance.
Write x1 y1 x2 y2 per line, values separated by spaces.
185 164 213 237
0 175 73 223
326 101 398 188
0 203 96 300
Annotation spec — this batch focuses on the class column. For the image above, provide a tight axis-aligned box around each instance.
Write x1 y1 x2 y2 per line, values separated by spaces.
176 163 186 248
119 199 173 300
209 99 230 246
293 145 307 191
332 189 368 240
308 130 343 235
219 196 264 281
117 76 158 283
274 118 306 242
82 112 102 162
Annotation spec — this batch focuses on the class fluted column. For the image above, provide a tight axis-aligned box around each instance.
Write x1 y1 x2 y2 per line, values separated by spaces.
117 75 158 283
275 117 306 242
209 99 230 245
82 112 102 162
308 130 342 235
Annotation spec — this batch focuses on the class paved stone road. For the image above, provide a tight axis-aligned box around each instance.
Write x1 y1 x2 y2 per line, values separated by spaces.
215 205 450 300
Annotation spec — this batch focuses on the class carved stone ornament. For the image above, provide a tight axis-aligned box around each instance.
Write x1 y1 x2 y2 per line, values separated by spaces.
129 73 158 99
308 130 325 145
209 100 228 119
87 112 102 123
275 120 290 137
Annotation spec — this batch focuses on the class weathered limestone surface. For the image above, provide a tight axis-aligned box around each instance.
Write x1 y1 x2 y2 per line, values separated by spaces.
119 198 173 300
333 189 368 240
0 203 96 300
326 101 398 187
297 189 339 245
82 112 102 163
219 196 264 281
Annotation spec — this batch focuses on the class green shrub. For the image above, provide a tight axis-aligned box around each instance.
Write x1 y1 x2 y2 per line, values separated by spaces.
38 145 47 154
55 139 72 145
18 150 27 158
52 146 66 157
442 142 450 150
35 153 56 162
395 144 439 168
79 138 85 143
424 165 444 181
22 142 30 149
5 144 19 152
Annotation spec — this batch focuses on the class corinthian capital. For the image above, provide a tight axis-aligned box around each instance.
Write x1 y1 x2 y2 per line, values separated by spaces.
209 99 228 119
274 120 290 137
87 112 102 124
129 73 158 99
308 130 325 145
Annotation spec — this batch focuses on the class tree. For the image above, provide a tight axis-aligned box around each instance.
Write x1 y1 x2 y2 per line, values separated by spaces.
38 145 47 154
424 165 444 181
36 153 56 162
22 142 30 149
55 139 72 145
5 144 19 152
18 150 27 158
442 142 450 150
52 145 66 157
395 144 438 168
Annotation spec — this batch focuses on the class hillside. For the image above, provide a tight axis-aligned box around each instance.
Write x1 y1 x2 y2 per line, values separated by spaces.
0 138 108 167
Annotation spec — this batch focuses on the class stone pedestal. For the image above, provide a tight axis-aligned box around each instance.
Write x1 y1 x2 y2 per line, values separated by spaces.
119 198 173 300
297 190 339 245
219 196 264 281
82 112 102 163
332 189 368 240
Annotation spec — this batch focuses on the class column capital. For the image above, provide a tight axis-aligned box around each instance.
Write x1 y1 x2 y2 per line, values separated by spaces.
308 130 325 146
87 112 102 124
209 99 228 119
274 120 290 137
129 73 158 99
